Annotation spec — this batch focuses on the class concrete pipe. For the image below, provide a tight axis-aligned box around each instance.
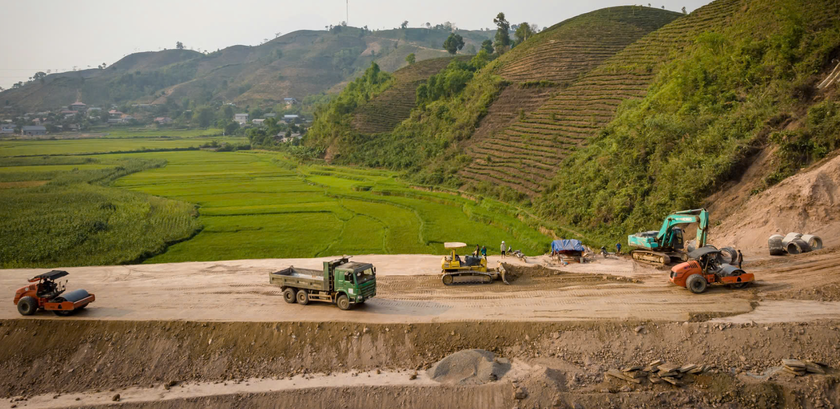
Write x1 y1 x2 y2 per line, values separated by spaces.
768 235 785 256
786 239 811 255
720 247 738 264
782 232 802 247
800 234 823 250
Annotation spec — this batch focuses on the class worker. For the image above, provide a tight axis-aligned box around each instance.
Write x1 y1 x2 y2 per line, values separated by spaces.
474 244 480 257
737 250 743 269
616 243 622 255
500 241 506 258
481 246 487 260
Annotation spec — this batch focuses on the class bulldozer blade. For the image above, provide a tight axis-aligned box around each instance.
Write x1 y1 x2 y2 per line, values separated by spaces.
499 266 510 285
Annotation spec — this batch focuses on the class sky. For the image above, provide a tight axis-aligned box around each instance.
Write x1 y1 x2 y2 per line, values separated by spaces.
0 0 712 89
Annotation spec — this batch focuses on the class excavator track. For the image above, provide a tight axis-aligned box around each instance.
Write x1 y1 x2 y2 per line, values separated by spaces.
630 250 672 266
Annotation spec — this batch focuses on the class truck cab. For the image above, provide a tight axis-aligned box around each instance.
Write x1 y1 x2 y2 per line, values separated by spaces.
332 261 377 304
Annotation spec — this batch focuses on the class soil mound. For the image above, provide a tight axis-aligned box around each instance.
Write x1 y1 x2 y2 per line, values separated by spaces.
426 349 511 385
714 154 840 253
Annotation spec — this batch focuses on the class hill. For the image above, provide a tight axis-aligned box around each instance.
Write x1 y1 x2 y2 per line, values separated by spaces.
536 0 840 244
459 3 734 196
351 57 464 134
0 28 491 112
308 6 680 172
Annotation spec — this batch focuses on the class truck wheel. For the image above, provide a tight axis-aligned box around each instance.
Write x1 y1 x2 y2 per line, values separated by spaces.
17 296 38 316
336 294 351 310
296 290 309 305
686 274 707 294
283 288 296 304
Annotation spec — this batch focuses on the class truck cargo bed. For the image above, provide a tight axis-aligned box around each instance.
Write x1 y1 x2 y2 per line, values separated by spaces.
269 267 326 291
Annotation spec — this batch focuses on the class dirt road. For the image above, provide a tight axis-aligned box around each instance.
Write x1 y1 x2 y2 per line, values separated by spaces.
3 250 840 324
3 249 840 408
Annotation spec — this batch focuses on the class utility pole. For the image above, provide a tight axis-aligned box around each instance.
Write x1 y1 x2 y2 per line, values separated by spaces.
346 0 349 26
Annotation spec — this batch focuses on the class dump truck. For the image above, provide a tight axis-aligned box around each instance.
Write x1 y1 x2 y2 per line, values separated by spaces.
269 257 376 310
628 208 710 266
441 242 508 285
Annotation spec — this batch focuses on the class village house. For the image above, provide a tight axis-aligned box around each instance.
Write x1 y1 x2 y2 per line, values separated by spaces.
154 117 173 125
21 126 46 136
234 113 249 125
276 132 302 143
0 124 16 134
283 98 297 106
69 101 86 111
252 118 265 127
282 114 299 124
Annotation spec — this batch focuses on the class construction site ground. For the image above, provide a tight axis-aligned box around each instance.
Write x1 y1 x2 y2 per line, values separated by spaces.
2 246 840 408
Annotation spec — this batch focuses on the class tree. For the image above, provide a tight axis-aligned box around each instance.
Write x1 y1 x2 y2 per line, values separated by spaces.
514 22 535 45
493 13 511 54
193 106 215 128
401 20 408 29
176 41 184 50
425 22 431 29
443 33 465 55
406 53 416 65
481 39 494 54
224 120 239 135
682 6 687 14
33 71 47 84
465 44 477 55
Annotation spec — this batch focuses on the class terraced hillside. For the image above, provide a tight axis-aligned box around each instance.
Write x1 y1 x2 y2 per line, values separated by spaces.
351 58 460 134
460 0 741 196
495 7 680 85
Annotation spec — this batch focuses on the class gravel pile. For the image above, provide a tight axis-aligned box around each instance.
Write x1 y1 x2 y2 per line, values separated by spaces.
426 349 511 385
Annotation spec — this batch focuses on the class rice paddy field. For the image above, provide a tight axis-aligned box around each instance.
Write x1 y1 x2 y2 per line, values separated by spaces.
0 135 552 267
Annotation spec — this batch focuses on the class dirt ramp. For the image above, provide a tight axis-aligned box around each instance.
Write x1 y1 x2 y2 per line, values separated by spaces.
714 154 840 254
427 349 510 385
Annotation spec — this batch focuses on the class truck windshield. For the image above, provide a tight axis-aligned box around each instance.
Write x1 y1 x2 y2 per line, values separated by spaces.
355 268 375 284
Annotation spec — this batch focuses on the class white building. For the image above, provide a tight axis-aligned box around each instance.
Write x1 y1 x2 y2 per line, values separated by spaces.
234 113 249 125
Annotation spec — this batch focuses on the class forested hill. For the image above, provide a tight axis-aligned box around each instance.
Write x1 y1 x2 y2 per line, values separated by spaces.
0 27 492 112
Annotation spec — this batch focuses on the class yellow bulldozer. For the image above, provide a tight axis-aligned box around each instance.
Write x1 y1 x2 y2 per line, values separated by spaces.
440 242 508 286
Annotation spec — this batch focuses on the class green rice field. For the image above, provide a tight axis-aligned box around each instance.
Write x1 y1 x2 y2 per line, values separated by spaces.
0 135 552 267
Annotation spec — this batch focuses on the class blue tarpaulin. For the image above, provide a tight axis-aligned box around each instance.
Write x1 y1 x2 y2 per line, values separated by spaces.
551 239 585 253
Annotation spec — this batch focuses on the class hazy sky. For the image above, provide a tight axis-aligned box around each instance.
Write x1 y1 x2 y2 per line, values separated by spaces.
0 0 712 88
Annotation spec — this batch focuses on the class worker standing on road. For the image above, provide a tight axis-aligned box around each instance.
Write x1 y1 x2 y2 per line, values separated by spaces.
474 245 480 257
501 241 506 258
737 250 743 269
481 246 487 260
616 243 622 255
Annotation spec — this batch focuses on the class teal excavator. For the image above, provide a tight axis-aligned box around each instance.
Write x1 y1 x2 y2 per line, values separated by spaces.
627 208 709 265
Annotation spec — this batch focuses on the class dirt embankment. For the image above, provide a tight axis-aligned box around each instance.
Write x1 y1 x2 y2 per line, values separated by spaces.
713 154 840 254
2 319 840 407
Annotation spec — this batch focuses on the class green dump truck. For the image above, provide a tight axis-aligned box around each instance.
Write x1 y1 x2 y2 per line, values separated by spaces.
269 257 376 310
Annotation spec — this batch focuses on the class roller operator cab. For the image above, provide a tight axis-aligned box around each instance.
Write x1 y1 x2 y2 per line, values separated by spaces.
669 247 755 294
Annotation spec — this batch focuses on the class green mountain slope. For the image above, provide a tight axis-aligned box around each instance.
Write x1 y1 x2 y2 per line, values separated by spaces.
460 2 736 196
536 0 840 243
308 6 679 177
0 28 491 112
